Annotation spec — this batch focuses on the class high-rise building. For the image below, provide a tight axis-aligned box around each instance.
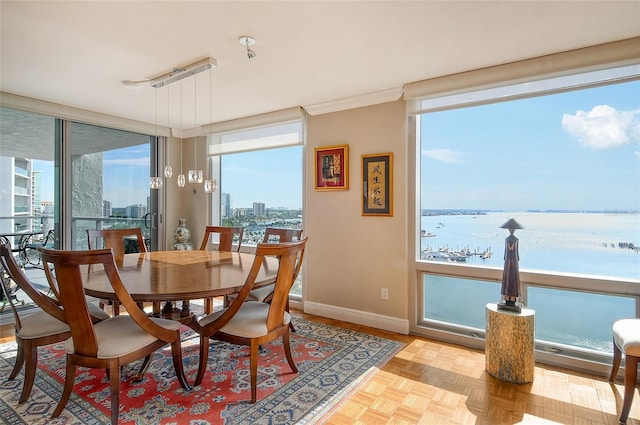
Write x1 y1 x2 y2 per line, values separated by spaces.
0 156 33 233
253 202 265 217
221 193 231 218
103 200 112 217
32 170 42 214
126 204 146 218
233 208 248 218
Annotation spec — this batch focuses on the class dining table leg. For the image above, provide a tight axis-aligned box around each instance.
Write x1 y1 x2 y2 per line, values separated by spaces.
181 300 190 317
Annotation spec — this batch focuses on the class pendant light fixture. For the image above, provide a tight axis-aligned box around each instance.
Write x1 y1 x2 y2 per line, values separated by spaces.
188 74 203 184
204 61 217 193
163 84 173 179
150 88 163 189
177 80 186 187
137 57 217 189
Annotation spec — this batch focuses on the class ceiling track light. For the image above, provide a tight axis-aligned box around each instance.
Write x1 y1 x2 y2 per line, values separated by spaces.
239 36 256 59
150 57 217 88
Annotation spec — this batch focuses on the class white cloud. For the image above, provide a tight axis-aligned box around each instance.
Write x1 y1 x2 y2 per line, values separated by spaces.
422 148 467 164
562 105 640 150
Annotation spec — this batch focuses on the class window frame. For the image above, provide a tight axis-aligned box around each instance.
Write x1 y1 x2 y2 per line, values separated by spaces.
408 43 640 375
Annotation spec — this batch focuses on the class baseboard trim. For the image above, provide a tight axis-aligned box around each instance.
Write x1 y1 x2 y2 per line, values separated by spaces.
304 301 410 335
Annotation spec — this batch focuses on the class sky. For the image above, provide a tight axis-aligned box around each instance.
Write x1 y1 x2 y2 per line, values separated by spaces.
34 145 303 210
220 146 302 209
33 79 639 212
420 79 640 212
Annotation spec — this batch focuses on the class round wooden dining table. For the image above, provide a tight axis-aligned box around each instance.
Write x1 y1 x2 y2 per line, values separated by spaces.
82 250 278 321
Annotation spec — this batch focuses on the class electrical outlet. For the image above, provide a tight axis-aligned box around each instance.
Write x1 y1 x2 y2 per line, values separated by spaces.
381 288 389 300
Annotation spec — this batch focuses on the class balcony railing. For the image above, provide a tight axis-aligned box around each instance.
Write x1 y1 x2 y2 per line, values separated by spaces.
71 216 148 250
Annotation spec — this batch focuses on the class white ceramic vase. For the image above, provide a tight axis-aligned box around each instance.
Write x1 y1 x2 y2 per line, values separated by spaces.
172 218 193 251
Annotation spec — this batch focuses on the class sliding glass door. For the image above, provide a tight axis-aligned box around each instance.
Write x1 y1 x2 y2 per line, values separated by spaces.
67 122 158 251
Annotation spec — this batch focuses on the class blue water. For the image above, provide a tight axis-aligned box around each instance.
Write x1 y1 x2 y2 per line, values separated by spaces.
421 211 639 279
421 212 639 352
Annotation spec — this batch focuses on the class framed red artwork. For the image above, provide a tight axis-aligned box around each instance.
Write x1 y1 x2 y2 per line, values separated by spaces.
314 144 349 191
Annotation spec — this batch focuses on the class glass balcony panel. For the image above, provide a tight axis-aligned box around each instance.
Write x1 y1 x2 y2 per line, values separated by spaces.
422 273 637 355
423 275 498 328
528 286 635 352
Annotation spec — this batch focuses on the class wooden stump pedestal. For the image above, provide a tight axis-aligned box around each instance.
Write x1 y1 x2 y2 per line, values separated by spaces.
485 302 535 384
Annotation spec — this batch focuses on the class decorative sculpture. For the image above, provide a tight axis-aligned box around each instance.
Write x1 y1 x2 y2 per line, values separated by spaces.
498 218 524 313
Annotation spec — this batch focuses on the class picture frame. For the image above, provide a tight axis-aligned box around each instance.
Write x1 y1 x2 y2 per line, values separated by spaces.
362 152 393 216
314 144 349 191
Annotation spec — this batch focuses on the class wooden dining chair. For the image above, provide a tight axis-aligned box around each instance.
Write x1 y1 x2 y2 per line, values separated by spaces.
237 227 303 302
188 237 307 403
198 226 244 314
199 225 244 251
38 246 191 425
243 227 304 331
87 227 148 315
0 243 109 404
609 318 640 424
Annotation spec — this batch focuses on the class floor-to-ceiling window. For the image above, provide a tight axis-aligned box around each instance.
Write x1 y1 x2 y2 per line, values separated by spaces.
410 62 640 371
68 122 157 250
0 107 56 247
206 109 305 298
0 104 161 253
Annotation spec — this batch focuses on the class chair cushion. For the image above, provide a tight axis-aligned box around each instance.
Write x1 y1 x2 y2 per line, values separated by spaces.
613 319 640 357
199 301 291 338
247 284 275 302
64 315 181 358
16 302 108 339
16 308 69 339
87 303 111 321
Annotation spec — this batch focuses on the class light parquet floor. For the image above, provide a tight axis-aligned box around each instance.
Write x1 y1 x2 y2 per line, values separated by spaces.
293 311 637 425
1 308 637 424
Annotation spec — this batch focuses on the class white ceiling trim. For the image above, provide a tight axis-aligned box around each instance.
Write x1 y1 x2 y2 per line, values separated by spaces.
304 87 404 116
404 37 640 101
0 91 172 137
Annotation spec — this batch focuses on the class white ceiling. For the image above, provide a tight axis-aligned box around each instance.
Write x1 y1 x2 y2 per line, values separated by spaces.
1 1 639 133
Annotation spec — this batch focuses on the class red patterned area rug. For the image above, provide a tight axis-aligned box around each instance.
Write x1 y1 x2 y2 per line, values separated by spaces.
0 317 403 424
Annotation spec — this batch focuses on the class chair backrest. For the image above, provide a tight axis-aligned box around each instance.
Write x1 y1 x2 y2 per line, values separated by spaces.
87 228 148 258
38 247 177 357
262 238 307 330
199 226 244 251
262 227 303 243
199 237 308 335
201 237 309 335
0 243 66 329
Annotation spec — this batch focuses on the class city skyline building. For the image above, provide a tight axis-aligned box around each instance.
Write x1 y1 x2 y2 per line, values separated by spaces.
126 204 146 219
0 156 34 233
253 202 265 217
31 170 42 215
221 193 231 218
103 200 112 218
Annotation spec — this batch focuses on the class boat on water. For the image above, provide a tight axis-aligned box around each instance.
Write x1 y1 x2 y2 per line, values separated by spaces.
421 230 436 237
480 248 492 259
421 250 452 262
421 248 467 262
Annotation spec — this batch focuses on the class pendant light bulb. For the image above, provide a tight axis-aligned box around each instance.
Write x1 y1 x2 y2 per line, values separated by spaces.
204 179 217 193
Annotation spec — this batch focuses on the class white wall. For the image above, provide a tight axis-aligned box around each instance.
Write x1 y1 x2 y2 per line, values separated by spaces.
163 136 209 251
166 99 411 333
304 100 410 333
